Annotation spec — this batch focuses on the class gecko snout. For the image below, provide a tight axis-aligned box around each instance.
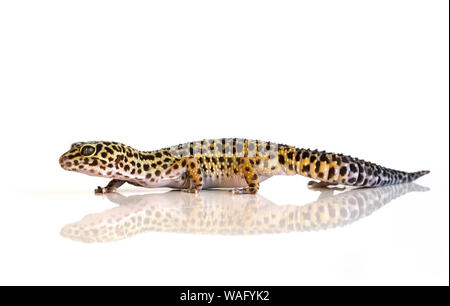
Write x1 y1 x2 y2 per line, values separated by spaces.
59 155 67 164
59 153 75 170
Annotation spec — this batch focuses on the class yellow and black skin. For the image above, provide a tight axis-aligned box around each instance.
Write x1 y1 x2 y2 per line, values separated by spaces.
59 138 429 194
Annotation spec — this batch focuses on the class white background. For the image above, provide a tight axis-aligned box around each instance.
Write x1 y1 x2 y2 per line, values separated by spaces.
0 0 448 285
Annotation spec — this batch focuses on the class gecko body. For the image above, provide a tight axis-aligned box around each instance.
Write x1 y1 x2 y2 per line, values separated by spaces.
59 138 429 194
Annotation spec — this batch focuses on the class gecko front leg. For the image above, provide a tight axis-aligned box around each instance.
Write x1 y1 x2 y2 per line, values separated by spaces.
95 179 126 195
169 157 203 194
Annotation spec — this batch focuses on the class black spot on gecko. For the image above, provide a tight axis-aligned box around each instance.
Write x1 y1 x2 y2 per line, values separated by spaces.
295 151 301 161
357 163 364 172
328 167 335 179
357 173 364 183
315 162 321 173
96 143 103 153
320 154 329 163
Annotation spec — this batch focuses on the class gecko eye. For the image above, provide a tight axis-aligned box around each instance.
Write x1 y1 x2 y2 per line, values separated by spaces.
81 145 95 156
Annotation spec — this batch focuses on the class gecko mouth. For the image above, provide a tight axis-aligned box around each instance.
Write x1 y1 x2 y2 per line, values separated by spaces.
59 155 105 172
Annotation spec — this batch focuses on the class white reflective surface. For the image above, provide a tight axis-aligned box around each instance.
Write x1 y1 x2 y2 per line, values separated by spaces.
0 179 447 285
60 184 429 242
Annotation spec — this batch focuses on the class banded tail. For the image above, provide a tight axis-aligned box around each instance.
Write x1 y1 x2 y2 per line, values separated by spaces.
277 146 430 187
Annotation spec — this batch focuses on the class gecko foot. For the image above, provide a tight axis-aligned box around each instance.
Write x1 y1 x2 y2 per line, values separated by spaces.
94 186 117 195
307 181 345 191
181 189 199 195
230 187 257 194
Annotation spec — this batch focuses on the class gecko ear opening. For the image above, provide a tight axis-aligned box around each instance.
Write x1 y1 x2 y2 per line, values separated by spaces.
81 145 96 156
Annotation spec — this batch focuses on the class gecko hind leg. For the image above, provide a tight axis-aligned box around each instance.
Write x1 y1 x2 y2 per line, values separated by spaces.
95 179 126 195
179 157 203 194
231 158 259 194
307 180 345 191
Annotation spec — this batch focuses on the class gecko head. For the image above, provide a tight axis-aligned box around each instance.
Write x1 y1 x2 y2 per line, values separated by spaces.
59 141 127 177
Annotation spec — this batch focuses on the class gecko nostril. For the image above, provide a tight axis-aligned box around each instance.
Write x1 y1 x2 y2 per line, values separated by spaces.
59 155 67 164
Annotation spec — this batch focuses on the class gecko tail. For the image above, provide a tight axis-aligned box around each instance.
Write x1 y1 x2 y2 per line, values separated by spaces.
408 170 430 181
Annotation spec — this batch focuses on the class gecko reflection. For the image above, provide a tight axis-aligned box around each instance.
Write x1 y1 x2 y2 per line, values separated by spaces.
61 183 429 243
